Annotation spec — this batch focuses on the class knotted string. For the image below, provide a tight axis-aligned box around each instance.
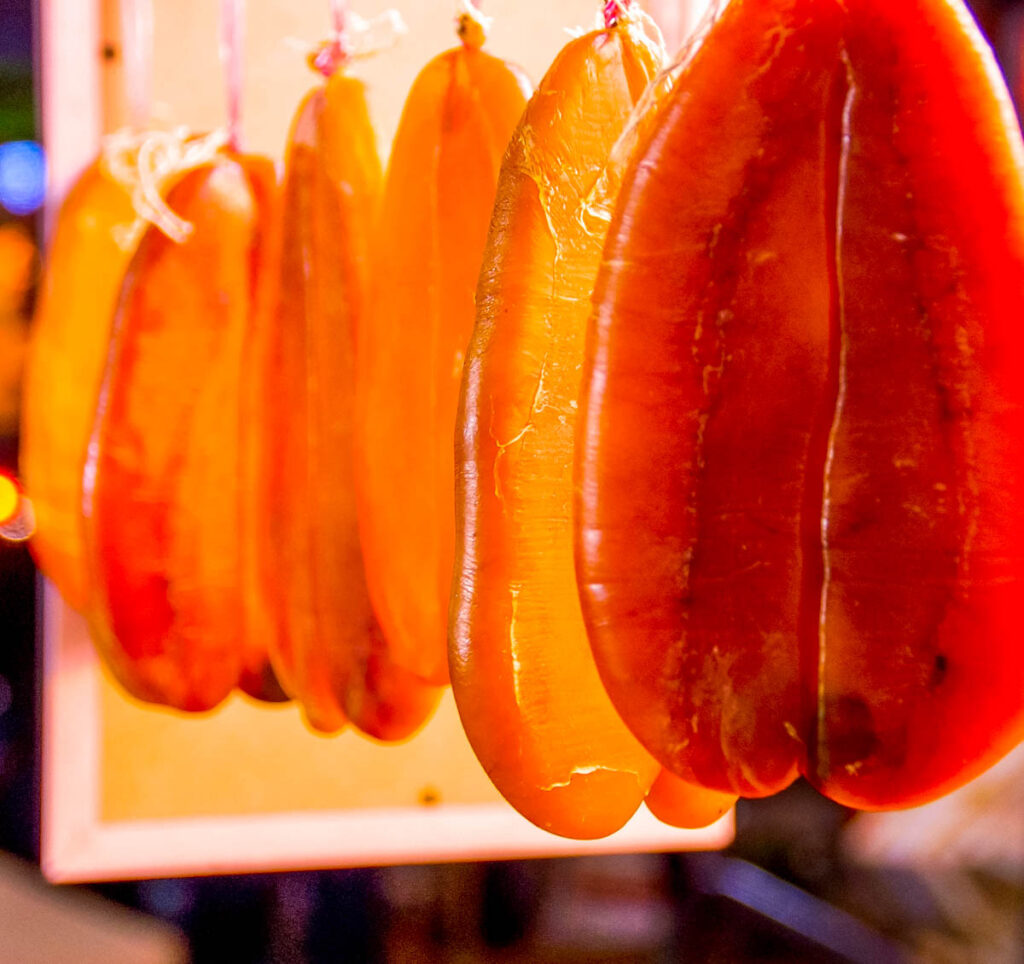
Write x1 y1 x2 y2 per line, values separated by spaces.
102 127 228 245
309 2 406 77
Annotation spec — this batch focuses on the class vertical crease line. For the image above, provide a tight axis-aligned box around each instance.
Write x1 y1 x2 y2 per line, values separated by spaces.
817 49 857 775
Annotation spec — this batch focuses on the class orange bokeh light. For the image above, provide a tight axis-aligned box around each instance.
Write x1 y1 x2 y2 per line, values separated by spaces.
0 472 19 525
0 224 36 304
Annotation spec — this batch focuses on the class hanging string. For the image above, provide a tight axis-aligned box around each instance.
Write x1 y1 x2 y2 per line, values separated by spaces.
220 0 245 151
329 0 349 42
119 0 154 130
603 0 632 28
312 0 352 77
102 127 228 245
99 0 234 245
308 3 407 77
565 0 654 38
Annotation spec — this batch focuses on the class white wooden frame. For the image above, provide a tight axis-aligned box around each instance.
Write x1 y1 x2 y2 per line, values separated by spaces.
42 588 732 883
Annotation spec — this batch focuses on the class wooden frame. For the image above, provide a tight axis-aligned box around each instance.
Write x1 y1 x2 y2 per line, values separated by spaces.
38 0 731 883
42 587 732 883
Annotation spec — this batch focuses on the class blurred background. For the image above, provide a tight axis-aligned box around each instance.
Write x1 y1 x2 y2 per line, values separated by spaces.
2 0 1023 961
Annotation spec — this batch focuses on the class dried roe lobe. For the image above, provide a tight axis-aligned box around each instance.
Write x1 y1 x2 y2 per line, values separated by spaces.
255 71 440 738
20 162 138 612
237 161 287 707
87 156 278 712
452 20 677 839
644 768 737 830
354 43 531 686
575 0 1024 809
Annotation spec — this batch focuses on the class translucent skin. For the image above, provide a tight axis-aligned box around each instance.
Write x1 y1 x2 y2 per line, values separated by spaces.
452 24 666 839
576 0 1024 810
644 769 737 830
20 162 137 611
354 43 531 685
86 156 278 712
236 160 287 705
255 72 441 738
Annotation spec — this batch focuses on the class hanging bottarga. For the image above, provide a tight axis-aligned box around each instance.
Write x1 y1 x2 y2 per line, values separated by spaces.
21 130 231 617
20 161 138 613
575 0 1024 810
451 4 734 838
85 153 279 711
354 9 531 685
252 43 442 738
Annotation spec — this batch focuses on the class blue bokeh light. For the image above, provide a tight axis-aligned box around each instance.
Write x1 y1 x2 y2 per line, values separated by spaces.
0 141 46 216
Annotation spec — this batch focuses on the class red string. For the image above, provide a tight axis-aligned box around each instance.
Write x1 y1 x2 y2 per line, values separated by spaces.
313 0 351 78
120 0 154 129
603 0 632 28
329 0 347 36
220 0 244 151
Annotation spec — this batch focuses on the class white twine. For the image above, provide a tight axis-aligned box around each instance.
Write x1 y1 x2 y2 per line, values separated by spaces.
101 127 229 246
343 10 408 59
285 9 407 67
